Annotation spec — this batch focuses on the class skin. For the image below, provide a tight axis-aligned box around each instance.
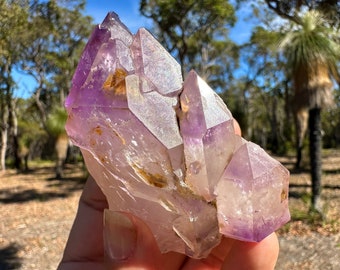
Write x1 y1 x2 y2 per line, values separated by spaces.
58 120 279 269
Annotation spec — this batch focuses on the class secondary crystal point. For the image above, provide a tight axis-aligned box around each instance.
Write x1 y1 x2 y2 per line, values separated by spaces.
215 142 290 242
179 71 237 201
65 12 290 259
131 28 183 96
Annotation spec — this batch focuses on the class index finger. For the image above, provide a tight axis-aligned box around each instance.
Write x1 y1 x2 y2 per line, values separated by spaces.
58 175 108 269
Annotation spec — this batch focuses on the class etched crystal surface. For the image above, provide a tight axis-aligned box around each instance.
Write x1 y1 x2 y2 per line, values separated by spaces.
65 12 290 259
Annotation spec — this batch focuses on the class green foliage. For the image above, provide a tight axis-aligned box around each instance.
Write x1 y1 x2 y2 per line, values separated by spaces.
18 121 45 147
0 0 29 60
18 0 93 123
275 8 339 210
46 107 67 137
265 0 340 28
0 0 29 98
1 0 339 166
228 24 294 153
15 98 47 162
279 11 339 76
250 26 281 54
0 0 93 165
322 89 340 148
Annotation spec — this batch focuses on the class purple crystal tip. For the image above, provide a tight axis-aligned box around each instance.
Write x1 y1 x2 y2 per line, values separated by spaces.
65 12 290 259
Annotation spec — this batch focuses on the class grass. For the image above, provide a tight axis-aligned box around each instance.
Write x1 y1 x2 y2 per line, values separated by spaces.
278 188 340 236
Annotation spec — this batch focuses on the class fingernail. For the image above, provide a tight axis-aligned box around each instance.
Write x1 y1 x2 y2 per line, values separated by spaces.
103 209 137 261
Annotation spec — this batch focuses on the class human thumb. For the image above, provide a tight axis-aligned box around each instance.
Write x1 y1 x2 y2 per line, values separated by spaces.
103 210 137 261
103 209 164 269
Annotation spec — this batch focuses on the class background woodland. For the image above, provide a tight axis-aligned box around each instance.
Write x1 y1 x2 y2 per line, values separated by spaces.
1 0 340 211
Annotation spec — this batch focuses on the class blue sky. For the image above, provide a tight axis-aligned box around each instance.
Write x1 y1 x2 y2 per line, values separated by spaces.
84 0 253 42
85 0 152 33
14 0 151 98
14 0 253 99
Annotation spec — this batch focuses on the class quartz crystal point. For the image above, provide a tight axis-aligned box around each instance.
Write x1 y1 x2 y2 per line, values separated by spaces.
65 12 290 259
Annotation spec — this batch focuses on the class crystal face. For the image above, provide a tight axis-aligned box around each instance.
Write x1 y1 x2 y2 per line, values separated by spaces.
65 12 290 259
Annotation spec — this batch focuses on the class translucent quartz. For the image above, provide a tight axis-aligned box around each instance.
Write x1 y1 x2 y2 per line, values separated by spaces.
65 12 290 259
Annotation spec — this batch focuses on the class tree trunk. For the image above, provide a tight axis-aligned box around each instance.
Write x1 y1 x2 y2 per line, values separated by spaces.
295 107 309 169
9 98 21 170
34 85 47 126
308 107 323 211
0 128 7 171
55 133 69 179
0 102 9 171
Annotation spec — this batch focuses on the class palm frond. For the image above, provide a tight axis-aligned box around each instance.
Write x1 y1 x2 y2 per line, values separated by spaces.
279 10 339 71
279 10 338 109
46 107 67 136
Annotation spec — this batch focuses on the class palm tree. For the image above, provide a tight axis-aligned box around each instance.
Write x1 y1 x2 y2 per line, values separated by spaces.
279 10 339 211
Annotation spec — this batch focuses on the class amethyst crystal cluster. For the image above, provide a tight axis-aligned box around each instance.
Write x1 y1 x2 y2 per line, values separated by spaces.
65 12 290 258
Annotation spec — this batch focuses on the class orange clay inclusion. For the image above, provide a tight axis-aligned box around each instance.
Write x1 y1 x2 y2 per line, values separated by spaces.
132 164 168 188
93 125 103 135
103 68 128 95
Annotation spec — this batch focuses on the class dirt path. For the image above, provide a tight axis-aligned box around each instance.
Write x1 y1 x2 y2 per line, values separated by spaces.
0 151 339 269
0 163 85 270
277 234 340 269
275 150 340 269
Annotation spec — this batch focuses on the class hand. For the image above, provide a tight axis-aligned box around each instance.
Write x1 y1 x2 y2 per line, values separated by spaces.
58 176 279 270
58 120 279 269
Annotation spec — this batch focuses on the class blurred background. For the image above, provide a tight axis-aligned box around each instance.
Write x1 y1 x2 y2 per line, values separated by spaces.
0 0 339 269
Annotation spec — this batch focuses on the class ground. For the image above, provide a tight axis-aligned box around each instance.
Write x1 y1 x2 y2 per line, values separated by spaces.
0 150 339 270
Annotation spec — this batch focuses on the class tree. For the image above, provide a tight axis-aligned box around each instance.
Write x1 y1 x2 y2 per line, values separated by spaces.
234 26 292 152
265 0 340 26
279 10 339 211
0 0 29 170
139 0 238 90
19 0 93 126
17 0 92 172
0 0 93 171
46 107 68 179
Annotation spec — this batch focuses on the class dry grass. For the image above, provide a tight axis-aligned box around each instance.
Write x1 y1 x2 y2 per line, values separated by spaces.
276 149 340 236
275 149 340 270
0 162 87 270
